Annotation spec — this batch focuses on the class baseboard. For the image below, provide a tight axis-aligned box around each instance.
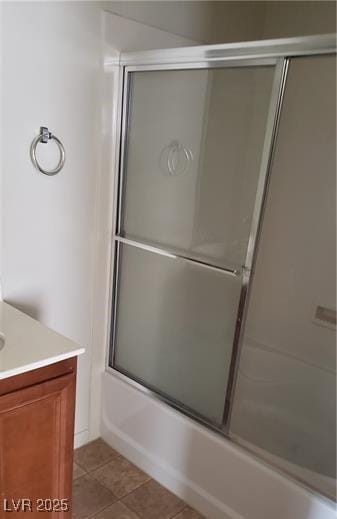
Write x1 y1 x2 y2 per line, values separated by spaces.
101 419 241 519
74 429 89 449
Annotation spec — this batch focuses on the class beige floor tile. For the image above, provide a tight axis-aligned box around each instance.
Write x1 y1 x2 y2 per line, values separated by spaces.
93 502 140 519
72 475 116 519
74 438 117 472
122 480 185 519
91 456 150 499
173 506 205 519
73 462 86 480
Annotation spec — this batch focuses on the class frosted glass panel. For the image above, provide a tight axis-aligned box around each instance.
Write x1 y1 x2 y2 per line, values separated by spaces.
114 243 242 424
121 66 274 269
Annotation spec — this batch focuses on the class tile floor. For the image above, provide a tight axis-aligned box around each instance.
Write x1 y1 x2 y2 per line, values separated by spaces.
73 438 204 519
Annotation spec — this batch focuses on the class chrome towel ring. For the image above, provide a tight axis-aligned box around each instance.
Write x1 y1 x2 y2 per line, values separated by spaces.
30 126 65 176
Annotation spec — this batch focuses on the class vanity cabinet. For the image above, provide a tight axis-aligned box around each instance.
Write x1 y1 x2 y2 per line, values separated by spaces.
0 358 76 518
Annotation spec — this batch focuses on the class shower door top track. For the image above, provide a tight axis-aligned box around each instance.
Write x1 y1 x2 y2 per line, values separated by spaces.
103 33 336 68
107 33 336 436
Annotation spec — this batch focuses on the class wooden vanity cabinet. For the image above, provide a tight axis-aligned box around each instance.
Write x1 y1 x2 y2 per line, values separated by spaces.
0 358 77 518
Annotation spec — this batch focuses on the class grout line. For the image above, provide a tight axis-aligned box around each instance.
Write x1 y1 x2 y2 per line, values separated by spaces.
84 501 118 519
73 468 87 481
74 439 125 475
88 455 120 473
170 506 189 518
86 500 142 519
73 460 89 473
73 474 118 519
74 452 123 475
74 441 200 518
117 499 142 518
119 477 152 501
90 472 152 503
84 506 110 519
84 452 153 502
119 497 140 517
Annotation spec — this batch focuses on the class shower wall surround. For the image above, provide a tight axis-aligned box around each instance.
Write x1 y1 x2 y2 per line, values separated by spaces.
104 35 336 517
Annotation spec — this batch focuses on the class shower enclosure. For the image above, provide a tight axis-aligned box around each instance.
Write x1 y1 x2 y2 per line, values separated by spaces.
108 35 336 501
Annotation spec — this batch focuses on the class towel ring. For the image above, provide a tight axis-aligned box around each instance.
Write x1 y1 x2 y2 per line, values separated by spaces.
30 127 65 176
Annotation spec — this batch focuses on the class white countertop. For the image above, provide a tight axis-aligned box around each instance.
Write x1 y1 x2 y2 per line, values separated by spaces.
0 301 84 380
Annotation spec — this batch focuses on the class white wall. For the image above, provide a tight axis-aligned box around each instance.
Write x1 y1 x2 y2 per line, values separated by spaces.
103 1 265 44
262 1 336 39
0 1 103 445
105 1 336 44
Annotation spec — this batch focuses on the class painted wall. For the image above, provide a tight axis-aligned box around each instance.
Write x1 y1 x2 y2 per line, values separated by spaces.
105 1 336 44
104 1 265 44
262 1 336 39
0 1 103 445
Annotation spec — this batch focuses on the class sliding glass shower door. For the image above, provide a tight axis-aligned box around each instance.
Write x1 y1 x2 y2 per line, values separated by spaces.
110 61 282 428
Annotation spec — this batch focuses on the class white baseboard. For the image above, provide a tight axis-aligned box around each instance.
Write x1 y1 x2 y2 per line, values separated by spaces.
74 429 89 449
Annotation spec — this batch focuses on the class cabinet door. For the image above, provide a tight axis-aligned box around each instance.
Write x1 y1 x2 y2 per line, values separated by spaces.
0 372 75 518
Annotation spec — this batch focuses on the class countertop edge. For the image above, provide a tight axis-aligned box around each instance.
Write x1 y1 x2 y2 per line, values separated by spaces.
0 348 85 380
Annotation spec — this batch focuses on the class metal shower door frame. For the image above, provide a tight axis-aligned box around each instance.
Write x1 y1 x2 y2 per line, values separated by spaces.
106 34 336 435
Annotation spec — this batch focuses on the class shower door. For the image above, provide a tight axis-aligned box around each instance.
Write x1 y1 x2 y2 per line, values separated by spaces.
109 58 286 429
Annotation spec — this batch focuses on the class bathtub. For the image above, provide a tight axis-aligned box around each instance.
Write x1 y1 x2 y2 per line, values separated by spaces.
231 338 336 501
102 358 337 518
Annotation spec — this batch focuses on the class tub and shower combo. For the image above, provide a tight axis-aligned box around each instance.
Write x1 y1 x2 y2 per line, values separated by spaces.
101 34 336 517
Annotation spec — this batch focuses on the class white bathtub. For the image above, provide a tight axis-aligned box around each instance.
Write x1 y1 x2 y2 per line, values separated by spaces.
231 339 336 501
101 364 336 519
